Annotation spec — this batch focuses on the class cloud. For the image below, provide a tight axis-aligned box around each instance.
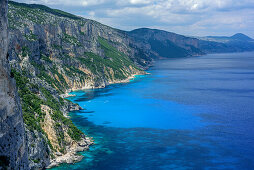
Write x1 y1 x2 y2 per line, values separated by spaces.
14 0 254 37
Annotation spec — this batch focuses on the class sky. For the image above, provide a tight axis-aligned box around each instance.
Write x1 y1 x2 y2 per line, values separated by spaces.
15 0 254 38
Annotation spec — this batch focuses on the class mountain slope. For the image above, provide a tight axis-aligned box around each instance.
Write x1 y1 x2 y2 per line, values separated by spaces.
231 33 253 41
7 0 150 168
0 0 29 169
3 0 254 169
128 28 204 58
197 33 254 53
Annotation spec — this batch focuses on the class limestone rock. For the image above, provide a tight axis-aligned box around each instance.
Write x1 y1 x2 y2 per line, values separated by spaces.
0 0 29 169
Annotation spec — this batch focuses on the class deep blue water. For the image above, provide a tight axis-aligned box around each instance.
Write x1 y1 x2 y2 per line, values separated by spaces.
53 52 254 170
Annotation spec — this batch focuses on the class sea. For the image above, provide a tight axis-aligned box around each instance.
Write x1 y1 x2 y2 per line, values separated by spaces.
52 52 254 170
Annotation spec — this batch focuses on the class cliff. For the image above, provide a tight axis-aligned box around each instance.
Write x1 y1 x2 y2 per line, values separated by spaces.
4 1 98 169
0 0 29 169
2 0 254 169
5 0 147 168
128 28 204 58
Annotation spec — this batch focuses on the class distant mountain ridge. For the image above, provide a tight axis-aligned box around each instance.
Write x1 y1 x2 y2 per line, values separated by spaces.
231 33 253 41
2 0 254 169
128 28 203 58
201 33 253 42
196 33 254 53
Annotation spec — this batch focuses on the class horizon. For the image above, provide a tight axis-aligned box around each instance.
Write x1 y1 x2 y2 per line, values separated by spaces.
2 0 254 169
12 0 254 38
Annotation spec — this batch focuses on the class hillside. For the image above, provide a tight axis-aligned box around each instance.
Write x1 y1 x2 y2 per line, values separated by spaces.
128 28 204 58
197 33 254 53
7 1 155 168
2 0 254 169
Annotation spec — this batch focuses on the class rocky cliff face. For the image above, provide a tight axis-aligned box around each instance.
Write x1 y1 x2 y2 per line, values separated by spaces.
6 1 144 169
6 4 204 168
3 1 99 169
0 0 29 169
8 1 146 91
3 1 254 169
128 28 204 58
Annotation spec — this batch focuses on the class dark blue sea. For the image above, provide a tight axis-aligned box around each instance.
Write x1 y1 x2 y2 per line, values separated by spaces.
53 52 254 170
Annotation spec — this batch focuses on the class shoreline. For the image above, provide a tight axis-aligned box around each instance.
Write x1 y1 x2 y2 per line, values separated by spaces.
49 72 147 168
60 72 149 97
47 136 94 169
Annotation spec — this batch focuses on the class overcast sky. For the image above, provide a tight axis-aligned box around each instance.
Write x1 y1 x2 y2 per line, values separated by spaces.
15 0 254 37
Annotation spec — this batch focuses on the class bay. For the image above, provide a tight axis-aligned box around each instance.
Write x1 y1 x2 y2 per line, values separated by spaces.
53 52 254 170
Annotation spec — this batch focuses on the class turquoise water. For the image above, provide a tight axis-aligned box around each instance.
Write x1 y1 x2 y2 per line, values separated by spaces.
53 52 254 169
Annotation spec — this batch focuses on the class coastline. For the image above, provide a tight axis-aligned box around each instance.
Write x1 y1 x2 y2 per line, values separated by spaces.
49 72 147 168
47 137 94 169
60 72 148 98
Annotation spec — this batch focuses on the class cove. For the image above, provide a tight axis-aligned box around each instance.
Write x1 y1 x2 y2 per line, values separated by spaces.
52 52 254 169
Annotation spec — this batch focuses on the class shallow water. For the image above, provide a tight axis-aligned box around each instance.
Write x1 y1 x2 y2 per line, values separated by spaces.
53 52 254 170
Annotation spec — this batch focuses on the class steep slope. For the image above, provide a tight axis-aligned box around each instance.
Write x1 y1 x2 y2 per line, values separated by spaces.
7 1 145 169
128 28 204 58
129 29 254 55
4 0 254 169
0 0 29 169
8 1 145 91
7 1 101 169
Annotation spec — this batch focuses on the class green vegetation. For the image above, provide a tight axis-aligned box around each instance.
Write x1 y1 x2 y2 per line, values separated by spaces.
7 0 145 154
41 54 52 63
6 0 150 160
7 11 22 29
21 46 30 58
40 87 61 111
63 66 86 82
51 110 83 141
76 37 139 80
40 87 83 141
63 54 72 59
12 67 83 156
50 66 68 88
52 44 62 50
32 159 40 163
54 123 65 148
30 61 66 93
25 30 38 41
9 1 81 21
50 154 55 159
63 33 81 46
59 148 65 154
11 69 44 131
8 2 47 25
148 39 189 58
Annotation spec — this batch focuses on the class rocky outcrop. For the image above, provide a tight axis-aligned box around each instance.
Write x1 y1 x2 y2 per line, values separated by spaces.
47 136 93 169
26 129 50 169
40 105 93 168
0 0 29 169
